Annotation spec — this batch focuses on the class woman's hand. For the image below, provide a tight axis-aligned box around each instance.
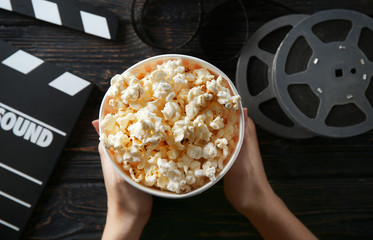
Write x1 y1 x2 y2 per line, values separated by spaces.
224 108 274 215
92 120 152 240
224 109 317 240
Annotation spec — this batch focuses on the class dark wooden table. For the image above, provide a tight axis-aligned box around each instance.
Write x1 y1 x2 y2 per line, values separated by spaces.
1 0 373 239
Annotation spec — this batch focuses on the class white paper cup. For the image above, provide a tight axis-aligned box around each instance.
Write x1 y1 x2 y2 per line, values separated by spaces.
99 54 244 198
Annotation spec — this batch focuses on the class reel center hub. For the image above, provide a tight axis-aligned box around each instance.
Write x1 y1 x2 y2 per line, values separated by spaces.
312 42 369 104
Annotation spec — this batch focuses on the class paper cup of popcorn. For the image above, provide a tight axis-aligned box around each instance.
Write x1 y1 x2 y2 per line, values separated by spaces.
99 54 244 198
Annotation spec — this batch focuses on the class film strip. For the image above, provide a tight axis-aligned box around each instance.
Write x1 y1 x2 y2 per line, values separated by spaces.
0 39 93 239
0 0 118 40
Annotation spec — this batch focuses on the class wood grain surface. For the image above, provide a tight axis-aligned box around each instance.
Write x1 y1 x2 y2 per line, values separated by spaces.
0 0 372 239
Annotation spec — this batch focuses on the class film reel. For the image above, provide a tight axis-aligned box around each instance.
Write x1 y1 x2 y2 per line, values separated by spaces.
273 9 373 138
236 14 314 139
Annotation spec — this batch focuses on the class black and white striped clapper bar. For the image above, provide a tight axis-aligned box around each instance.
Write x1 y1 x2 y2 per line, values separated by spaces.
0 39 93 239
0 0 118 39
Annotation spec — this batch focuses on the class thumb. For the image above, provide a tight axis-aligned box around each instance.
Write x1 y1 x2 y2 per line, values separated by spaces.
92 119 100 135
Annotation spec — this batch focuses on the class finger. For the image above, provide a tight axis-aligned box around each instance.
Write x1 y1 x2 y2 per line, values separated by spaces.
98 143 116 180
242 108 253 139
246 116 257 136
92 120 100 135
98 143 112 172
98 142 124 180
98 142 109 165
242 108 257 137
243 107 248 119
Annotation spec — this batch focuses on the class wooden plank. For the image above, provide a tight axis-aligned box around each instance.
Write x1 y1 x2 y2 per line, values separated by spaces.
22 179 373 239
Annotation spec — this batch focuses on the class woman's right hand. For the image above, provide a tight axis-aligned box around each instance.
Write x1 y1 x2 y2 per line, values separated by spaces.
224 108 274 215
224 108 317 240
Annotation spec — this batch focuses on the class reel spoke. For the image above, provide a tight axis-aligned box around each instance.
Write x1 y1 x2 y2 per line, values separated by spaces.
317 100 334 123
285 70 316 85
345 23 363 46
256 48 275 66
254 85 275 103
304 30 325 52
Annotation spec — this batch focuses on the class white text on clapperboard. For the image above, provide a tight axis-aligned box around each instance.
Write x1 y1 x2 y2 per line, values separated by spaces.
0 107 53 147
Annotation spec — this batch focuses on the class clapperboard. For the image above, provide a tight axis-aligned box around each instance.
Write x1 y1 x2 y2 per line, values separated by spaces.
0 0 118 40
0 39 93 239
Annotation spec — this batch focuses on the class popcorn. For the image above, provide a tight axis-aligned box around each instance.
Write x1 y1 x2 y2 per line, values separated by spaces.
202 161 217 181
121 79 144 104
210 116 225 130
123 144 143 163
101 114 117 133
100 59 241 193
186 144 202 159
206 76 241 110
216 138 229 158
202 143 218 159
167 148 179 160
194 68 215 85
106 131 127 149
162 102 181 122
116 113 136 131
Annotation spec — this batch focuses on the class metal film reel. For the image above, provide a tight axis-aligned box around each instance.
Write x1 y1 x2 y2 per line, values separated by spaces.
273 9 373 138
236 14 313 139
